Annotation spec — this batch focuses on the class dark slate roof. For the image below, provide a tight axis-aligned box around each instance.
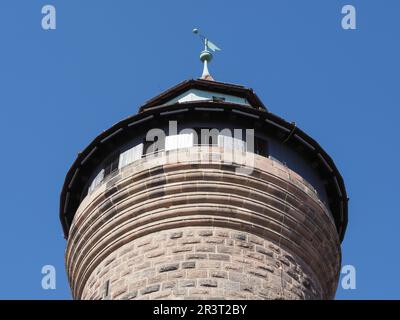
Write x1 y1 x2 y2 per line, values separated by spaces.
139 79 267 112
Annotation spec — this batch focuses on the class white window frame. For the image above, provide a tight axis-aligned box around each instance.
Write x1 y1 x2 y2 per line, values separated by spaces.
88 169 105 194
218 134 246 152
165 133 194 151
118 143 144 169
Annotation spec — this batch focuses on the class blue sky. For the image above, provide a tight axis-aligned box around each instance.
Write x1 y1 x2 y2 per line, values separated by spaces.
0 0 399 299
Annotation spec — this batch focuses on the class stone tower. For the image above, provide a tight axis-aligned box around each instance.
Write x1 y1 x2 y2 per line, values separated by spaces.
60 78 348 300
60 41 348 299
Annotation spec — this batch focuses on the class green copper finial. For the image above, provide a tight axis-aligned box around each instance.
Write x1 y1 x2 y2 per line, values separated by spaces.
192 28 221 81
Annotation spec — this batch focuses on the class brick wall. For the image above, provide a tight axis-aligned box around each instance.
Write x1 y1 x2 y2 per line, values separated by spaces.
66 147 341 300
82 227 324 300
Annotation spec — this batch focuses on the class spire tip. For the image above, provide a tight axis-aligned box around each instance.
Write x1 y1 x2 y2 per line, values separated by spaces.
193 28 221 81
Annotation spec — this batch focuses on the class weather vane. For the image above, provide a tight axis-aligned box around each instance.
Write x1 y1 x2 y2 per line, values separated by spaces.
192 28 221 81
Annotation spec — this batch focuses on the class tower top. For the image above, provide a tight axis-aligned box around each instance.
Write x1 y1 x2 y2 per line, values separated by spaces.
192 28 221 81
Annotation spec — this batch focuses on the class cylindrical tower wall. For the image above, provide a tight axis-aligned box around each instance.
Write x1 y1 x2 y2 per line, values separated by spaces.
66 147 341 300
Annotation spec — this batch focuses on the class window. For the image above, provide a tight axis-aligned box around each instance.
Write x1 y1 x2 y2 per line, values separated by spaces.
212 96 226 102
218 134 246 152
195 128 219 146
118 143 143 169
144 136 158 155
253 136 268 157
88 169 104 194
104 153 119 176
165 133 194 151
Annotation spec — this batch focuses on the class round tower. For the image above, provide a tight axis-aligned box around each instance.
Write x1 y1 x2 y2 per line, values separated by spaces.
60 78 348 300
60 36 347 299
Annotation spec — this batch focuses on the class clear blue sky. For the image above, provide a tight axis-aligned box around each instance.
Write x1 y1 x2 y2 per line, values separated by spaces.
0 0 399 300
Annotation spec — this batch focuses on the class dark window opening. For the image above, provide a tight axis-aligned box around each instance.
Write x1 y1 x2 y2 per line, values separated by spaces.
212 96 226 102
143 135 165 155
254 136 268 157
104 153 119 176
81 185 89 202
195 128 219 146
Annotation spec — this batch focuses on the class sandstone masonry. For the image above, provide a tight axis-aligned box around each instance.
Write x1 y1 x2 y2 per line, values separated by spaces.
65 147 341 300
